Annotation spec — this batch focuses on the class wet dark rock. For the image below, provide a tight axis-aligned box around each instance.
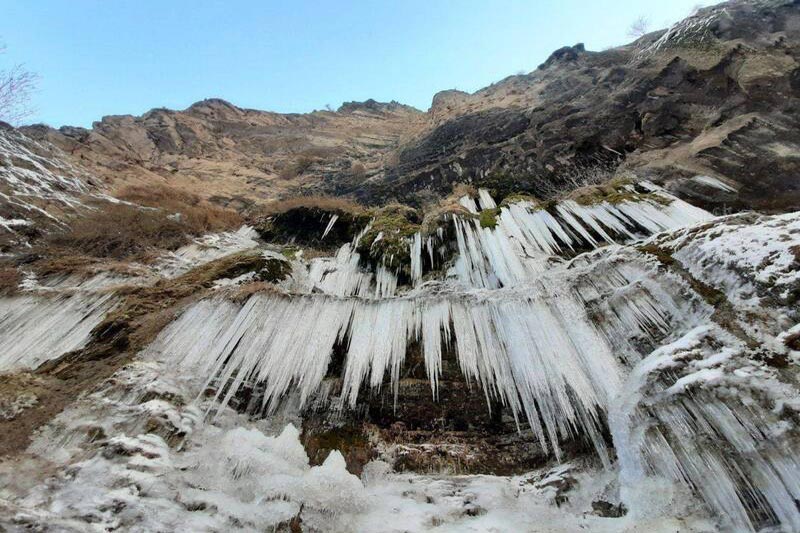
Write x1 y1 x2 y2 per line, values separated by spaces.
592 500 628 518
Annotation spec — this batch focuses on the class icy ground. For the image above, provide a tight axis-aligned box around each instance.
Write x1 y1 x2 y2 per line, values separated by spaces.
0 359 717 532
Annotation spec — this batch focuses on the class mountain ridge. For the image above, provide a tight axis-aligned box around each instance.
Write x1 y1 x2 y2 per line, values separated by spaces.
16 0 800 215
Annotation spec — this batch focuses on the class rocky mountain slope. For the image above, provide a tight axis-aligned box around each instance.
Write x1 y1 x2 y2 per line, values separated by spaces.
0 1 799 532
16 0 800 216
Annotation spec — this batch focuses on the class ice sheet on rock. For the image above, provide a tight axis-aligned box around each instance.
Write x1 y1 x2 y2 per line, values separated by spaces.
11 359 363 532
665 212 800 307
611 324 800 532
155 225 260 278
0 292 118 371
21 269 149 292
8 357 715 533
0 128 91 219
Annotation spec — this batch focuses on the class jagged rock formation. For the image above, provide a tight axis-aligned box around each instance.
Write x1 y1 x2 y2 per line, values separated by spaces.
16 0 800 215
20 98 426 211
1 1 800 532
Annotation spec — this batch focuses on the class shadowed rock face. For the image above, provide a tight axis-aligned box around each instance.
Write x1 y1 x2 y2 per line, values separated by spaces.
19 0 800 214
298 344 580 476
360 1 800 210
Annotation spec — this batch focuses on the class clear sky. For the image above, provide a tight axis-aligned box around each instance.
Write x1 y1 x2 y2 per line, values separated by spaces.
1 0 714 128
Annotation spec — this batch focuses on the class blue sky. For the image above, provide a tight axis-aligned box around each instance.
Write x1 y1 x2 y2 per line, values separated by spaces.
1 1 713 128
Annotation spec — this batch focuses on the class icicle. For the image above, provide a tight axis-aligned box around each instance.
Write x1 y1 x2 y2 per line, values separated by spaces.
321 214 339 239
0 293 118 371
154 277 628 462
477 188 497 210
458 195 479 214
420 300 450 399
409 232 423 284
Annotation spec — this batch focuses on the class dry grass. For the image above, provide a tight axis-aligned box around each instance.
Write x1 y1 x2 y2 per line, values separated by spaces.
277 146 346 180
118 184 242 233
421 186 477 233
261 195 365 217
0 266 20 296
278 156 314 180
44 204 191 261
451 183 478 198
350 162 367 179
31 255 145 279
36 185 243 269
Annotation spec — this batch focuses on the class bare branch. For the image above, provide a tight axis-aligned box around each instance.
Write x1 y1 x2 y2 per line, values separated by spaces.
627 16 651 39
0 42 38 125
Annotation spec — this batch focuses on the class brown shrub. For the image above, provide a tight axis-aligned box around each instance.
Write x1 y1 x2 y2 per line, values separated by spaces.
350 162 366 179
278 156 316 180
278 164 298 181
0 267 20 295
299 146 342 159
44 204 192 260
117 184 242 233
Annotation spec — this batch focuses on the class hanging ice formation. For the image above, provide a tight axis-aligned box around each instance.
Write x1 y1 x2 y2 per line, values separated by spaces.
139 182 800 531
146 182 716 465
0 292 118 371
279 181 712 298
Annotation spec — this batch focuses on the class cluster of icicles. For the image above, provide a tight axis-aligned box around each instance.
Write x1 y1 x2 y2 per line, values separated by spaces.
143 189 800 531
0 292 118 371
298 182 711 298
148 185 713 466
150 279 646 465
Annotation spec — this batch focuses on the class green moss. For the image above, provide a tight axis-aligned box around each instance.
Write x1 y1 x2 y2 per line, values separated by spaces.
280 246 300 259
572 181 672 206
479 208 501 229
259 257 291 282
499 193 540 208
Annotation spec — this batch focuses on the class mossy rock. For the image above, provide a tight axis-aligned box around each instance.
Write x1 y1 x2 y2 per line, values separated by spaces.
356 205 421 278
499 192 540 207
571 179 671 206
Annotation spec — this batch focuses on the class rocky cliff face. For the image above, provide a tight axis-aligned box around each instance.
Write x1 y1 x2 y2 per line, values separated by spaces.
18 0 800 215
370 0 800 211
22 98 426 211
1 1 800 532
